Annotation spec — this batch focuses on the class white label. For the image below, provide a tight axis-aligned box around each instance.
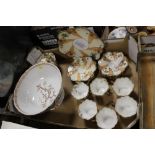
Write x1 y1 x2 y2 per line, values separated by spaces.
73 39 88 50
87 27 94 33
42 39 57 46
27 47 42 65
128 36 138 63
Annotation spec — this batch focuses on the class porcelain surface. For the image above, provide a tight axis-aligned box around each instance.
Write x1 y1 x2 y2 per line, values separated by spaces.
14 63 62 115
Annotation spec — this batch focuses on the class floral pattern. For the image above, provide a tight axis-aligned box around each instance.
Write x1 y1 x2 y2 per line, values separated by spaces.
36 81 56 108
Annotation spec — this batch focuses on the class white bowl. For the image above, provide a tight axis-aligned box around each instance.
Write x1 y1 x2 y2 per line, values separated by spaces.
14 63 62 115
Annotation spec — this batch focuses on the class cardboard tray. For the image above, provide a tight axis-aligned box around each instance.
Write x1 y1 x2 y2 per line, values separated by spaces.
138 53 155 128
138 35 155 128
4 37 139 129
